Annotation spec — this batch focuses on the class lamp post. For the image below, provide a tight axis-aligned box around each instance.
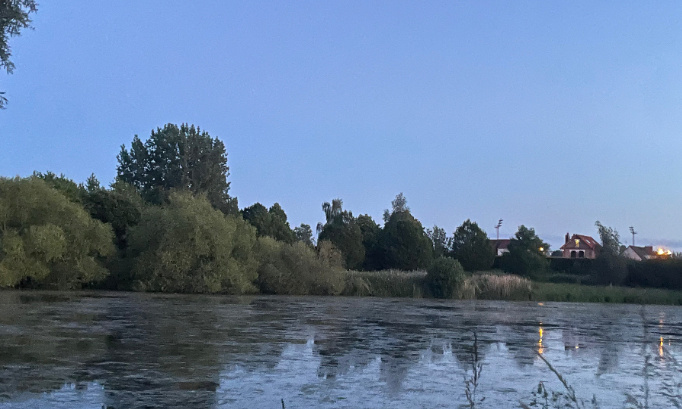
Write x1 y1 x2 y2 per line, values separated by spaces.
629 226 637 246
495 219 503 240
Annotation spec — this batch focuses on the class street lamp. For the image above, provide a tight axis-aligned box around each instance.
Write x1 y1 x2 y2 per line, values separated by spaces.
629 226 637 246
495 219 503 240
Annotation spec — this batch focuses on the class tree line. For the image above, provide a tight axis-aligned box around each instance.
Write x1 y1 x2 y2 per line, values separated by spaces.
1 123 678 295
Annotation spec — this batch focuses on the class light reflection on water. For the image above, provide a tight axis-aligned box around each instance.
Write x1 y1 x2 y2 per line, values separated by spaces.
0 292 681 408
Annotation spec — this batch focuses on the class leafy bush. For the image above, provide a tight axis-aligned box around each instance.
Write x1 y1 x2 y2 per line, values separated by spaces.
0 177 114 289
626 259 682 289
500 225 549 279
127 192 259 293
425 257 465 298
256 238 345 295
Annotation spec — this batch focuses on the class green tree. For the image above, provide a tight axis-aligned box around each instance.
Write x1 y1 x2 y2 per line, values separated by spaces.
82 187 142 250
241 202 295 243
127 192 258 294
383 192 409 223
1 0 37 108
116 123 237 214
357 214 382 270
451 220 494 272
33 171 85 203
0 177 114 289
427 225 449 259
256 237 344 295
500 225 549 278
378 194 432 270
425 257 465 299
266 203 295 243
294 223 314 246
593 221 628 285
317 199 365 270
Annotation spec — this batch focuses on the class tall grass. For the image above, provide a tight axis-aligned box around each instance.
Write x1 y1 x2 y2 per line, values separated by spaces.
460 274 532 301
341 270 532 301
532 282 682 305
341 270 426 297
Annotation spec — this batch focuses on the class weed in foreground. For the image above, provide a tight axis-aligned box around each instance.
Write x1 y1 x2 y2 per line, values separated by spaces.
464 332 485 408
520 352 599 409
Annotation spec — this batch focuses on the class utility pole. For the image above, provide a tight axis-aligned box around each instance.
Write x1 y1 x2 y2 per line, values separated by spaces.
495 219 503 240
629 226 637 246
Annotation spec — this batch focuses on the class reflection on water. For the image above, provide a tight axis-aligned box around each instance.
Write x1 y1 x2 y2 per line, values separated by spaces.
0 292 681 408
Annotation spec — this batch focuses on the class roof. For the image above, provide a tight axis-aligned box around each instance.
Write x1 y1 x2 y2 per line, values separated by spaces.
490 239 511 251
628 245 654 260
560 234 601 250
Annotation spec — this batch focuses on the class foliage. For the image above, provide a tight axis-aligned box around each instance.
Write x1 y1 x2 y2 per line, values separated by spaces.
381 210 433 271
426 225 449 259
82 187 142 250
0 0 37 108
500 225 549 278
317 199 365 270
356 214 382 270
451 220 495 272
626 259 682 290
383 192 409 222
33 171 84 203
242 202 296 243
592 221 628 285
595 221 620 256
127 192 258 293
425 257 465 299
116 123 237 214
0 177 114 289
294 223 314 246
256 237 345 295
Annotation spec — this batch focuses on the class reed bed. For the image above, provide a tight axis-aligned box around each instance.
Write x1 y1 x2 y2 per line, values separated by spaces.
461 273 532 301
531 282 682 305
342 270 426 298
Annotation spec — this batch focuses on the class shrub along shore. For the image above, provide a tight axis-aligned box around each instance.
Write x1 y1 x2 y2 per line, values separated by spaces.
3 123 682 304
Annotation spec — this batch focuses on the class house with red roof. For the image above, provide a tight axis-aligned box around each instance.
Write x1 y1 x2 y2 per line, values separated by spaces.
559 233 601 259
622 245 655 261
490 239 511 256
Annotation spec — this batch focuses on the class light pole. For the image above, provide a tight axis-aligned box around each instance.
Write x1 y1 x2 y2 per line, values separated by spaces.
495 219 503 240
629 226 637 246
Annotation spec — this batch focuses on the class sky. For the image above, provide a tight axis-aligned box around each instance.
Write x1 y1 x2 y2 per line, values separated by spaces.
2 1 682 251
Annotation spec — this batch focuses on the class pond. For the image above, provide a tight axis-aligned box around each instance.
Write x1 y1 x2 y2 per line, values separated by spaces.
0 292 680 408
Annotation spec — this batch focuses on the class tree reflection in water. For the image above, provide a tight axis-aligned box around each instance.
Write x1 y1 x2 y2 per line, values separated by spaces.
0 293 681 408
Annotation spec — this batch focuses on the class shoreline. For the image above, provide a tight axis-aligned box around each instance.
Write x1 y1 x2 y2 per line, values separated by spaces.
3 280 682 306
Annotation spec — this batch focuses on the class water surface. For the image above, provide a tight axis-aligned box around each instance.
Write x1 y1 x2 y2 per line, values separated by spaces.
1 292 681 408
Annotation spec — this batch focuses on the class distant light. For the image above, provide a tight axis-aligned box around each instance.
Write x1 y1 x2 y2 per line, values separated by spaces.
539 247 544 252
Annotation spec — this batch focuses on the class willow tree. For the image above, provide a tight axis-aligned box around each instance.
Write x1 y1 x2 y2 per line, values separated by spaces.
0 177 114 288
127 192 258 293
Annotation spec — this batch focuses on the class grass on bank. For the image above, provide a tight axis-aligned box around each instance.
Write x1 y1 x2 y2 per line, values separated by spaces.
341 269 682 305
341 270 533 301
531 282 682 305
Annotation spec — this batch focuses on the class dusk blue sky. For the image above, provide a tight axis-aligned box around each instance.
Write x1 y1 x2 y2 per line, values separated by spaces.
2 1 682 251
